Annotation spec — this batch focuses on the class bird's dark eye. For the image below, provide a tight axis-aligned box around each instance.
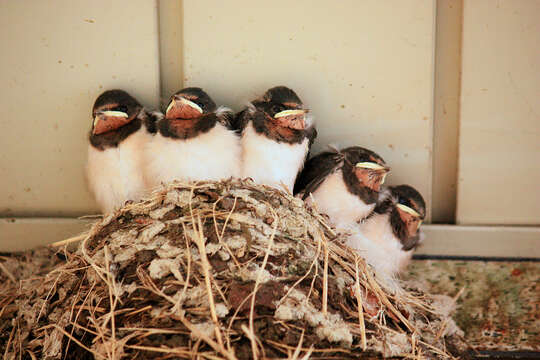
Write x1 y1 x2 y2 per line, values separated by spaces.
271 104 284 113
113 105 129 113
398 197 408 206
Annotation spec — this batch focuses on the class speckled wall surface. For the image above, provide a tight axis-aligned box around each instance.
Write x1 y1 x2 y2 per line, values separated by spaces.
405 260 540 351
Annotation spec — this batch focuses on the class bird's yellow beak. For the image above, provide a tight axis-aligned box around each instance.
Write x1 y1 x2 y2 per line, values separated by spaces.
355 162 386 170
274 109 308 119
396 203 421 218
166 97 203 115
93 110 128 128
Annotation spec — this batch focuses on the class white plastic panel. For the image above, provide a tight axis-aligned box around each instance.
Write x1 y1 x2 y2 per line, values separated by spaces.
0 0 160 216
182 0 436 219
457 0 540 224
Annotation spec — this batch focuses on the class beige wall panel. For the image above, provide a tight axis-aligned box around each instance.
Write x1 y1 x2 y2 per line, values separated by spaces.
0 218 91 252
182 0 436 219
158 0 183 108
431 0 462 223
0 0 160 217
457 0 540 225
419 225 540 257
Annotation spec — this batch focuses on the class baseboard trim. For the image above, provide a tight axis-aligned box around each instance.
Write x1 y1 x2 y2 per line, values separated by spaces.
416 224 540 258
1 219 539 257
1 218 92 252
413 254 540 262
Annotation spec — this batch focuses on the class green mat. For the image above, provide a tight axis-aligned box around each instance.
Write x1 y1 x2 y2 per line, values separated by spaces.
405 260 540 352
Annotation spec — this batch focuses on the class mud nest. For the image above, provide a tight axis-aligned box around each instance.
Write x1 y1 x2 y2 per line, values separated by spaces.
1 179 466 359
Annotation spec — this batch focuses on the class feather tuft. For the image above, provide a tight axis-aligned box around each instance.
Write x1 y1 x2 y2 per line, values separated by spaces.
246 102 257 115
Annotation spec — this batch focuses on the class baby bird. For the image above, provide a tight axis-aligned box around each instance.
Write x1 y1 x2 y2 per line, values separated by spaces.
295 146 389 231
86 89 159 213
234 86 316 192
347 185 426 276
144 87 241 190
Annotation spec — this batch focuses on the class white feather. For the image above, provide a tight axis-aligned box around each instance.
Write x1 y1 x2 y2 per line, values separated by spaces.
215 106 233 118
240 122 308 192
144 123 241 191
306 170 375 231
86 128 152 213
303 112 314 128
347 214 414 277
148 110 164 120
246 102 257 115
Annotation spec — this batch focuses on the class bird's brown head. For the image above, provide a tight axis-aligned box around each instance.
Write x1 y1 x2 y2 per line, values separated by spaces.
342 147 390 203
252 86 310 130
165 87 216 120
91 90 142 135
390 185 426 240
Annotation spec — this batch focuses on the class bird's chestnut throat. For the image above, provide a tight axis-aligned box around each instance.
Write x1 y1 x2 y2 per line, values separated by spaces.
342 164 379 205
389 208 419 251
159 116 217 140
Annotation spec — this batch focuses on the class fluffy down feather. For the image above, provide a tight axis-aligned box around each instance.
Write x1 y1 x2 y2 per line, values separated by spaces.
86 129 152 213
346 214 414 276
144 123 241 191
240 122 309 192
306 170 375 231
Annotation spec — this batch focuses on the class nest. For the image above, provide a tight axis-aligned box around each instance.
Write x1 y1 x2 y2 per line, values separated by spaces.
1 179 466 359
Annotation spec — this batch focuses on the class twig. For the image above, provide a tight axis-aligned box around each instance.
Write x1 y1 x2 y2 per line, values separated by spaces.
103 245 118 360
212 197 240 267
435 286 466 341
362 260 416 333
279 224 322 304
3 325 15 359
321 229 329 316
124 344 193 356
179 313 237 360
0 261 16 283
193 213 224 349
53 325 107 359
354 256 367 351
247 205 278 360
50 233 88 247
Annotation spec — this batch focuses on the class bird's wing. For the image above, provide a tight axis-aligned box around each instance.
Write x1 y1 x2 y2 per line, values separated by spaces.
144 110 163 134
305 125 317 149
215 106 235 130
231 109 251 134
294 149 343 198
293 125 318 191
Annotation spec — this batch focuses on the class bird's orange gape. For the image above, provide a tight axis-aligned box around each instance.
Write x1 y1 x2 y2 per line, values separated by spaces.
272 109 309 130
165 96 203 120
92 110 133 135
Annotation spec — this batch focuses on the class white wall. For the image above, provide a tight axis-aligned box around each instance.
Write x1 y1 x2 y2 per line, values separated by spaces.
0 0 160 216
457 0 540 225
182 0 437 220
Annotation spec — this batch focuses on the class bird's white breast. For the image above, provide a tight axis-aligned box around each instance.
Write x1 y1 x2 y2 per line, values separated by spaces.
306 170 375 231
86 129 151 213
144 123 241 191
240 122 308 192
347 214 413 276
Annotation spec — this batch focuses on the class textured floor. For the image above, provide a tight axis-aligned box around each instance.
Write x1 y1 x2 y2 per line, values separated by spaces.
405 260 540 352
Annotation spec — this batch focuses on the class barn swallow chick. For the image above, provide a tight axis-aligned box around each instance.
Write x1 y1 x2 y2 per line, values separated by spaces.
347 185 426 276
295 146 389 230
144 87 241 189
234 86 316 192
86 89 160 213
